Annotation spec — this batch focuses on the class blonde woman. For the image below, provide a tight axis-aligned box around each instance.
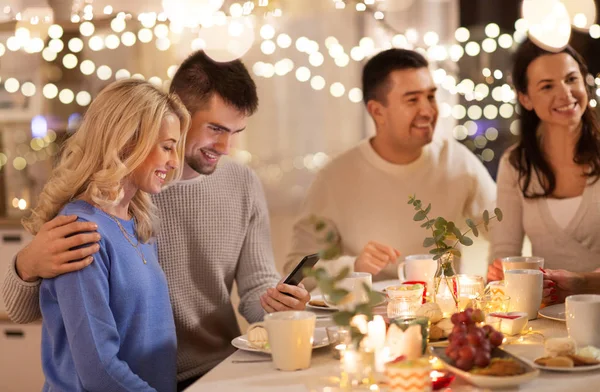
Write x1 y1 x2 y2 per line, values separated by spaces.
22 79 189 392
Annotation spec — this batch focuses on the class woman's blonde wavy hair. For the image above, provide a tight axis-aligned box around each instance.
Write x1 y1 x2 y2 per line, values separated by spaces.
22 79 190 242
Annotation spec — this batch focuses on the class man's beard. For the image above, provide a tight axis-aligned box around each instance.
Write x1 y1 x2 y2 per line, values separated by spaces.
186 155 218 175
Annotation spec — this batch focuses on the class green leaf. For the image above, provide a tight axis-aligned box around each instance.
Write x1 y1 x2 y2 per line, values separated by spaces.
334 267 350 281
451 226 462 239
301 265 317 278
466 218 475 229
368 290 385 306
425 219 436 229
333 311 354 326
446 221 456 233
354 303 372 315
495 208 503 222
472 225 479 237
449 248 462 257
315 221 326 231
434 234 445 243
328 288 350 304
483 210 490 225
414 211 427 221
320 246 341 260
415 200 422 209
433 254 441 260
459 236 473 246
434 217 447 229
408 195 415 204
325 230 336 243
423 237 435 247
420 221 430 228
423 203 431 215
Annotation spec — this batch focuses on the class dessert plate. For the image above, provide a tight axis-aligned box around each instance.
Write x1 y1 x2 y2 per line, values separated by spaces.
431 346 539 388
538 303 566 322
532 361 600 372
307 295 338 311
231 327 330 354
307 293 387 311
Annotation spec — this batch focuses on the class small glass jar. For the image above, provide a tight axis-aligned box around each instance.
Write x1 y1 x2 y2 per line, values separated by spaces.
386 283 425 318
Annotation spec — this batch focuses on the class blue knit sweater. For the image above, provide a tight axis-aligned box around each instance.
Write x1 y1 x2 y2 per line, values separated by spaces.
40 200 177 391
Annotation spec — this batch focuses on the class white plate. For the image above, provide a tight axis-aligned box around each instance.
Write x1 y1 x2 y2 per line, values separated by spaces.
231 327 330 354
528 353 600 372
307 295 338 311
431 347 539 389
538 303 566 322
532 361 600 372
306 293 387 311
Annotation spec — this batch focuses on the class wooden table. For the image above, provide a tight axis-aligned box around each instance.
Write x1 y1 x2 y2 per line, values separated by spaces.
187 282 600 392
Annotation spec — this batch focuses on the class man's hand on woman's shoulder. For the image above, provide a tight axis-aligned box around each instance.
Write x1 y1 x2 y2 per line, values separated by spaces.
16 215 100 282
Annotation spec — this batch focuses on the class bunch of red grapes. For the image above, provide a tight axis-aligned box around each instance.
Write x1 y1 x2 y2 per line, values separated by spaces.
444 308 504 371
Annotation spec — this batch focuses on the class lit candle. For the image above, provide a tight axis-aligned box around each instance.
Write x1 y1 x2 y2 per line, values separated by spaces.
341 347 358 374
366 315 387 372
458 274 485 310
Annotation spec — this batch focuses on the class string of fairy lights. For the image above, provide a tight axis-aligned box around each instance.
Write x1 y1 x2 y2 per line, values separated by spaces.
1 0 599 186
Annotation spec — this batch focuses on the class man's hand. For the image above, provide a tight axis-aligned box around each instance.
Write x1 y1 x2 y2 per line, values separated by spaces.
354 241 400 276
259 282 311 313
542 269 584 305
486 259 504 282
16 215 100 282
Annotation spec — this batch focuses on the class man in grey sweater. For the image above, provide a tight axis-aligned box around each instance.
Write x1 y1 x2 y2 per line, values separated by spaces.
2 51 310 391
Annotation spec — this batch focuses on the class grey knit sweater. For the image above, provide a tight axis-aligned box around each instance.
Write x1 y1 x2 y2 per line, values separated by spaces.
1 160 281 381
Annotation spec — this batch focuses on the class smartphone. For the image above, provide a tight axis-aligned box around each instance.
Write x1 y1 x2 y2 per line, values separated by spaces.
283 253 320 286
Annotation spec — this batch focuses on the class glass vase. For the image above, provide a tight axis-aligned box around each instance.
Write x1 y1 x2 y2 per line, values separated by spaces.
433 254 459 317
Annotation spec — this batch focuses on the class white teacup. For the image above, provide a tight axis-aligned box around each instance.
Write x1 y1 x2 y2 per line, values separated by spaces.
504 269 543 320
566 294 600 347
397 255 438 289
247 311 316 371
324 272 372 309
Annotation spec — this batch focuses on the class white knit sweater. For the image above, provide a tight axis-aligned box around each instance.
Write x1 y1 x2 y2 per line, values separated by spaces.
1 159 281 381
490 149 600 272
285 137 497 282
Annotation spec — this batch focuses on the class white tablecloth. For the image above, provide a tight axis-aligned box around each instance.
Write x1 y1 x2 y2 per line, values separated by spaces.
187 281 600 392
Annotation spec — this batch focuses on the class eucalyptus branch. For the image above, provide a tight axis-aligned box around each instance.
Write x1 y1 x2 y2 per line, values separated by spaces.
305 215 386 343
451 215 500 250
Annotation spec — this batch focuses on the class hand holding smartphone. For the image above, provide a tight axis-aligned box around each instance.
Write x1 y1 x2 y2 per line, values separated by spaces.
283 253 320 286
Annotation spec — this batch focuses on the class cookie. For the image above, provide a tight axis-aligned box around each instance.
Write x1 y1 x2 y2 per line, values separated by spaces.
535 356 574 368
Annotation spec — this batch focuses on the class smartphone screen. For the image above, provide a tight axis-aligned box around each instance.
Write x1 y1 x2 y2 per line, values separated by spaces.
283 253 320 286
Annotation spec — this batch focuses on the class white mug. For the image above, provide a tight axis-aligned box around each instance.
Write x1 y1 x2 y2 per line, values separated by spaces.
504 269 543 320
247 311 316 371
566 294 600 347
397 255 438 289
500 256 544 275
324 272 372 310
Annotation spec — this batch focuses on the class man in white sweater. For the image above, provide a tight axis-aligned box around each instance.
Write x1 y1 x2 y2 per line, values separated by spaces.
2 51 310 390
286 49 496 284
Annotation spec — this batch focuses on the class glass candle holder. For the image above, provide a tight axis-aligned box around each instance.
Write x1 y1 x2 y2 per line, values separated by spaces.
485 280 507 298
386 284 425 318
475 294 511 317
326 326 351 359
338 345 375 389
458 274 485 311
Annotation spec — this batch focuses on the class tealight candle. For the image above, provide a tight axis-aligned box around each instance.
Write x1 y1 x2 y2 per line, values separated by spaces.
458 275 485 310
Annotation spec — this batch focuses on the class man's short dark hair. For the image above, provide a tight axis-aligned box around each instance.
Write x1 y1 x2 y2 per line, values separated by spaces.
362 49 429 106
170 51 258 116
